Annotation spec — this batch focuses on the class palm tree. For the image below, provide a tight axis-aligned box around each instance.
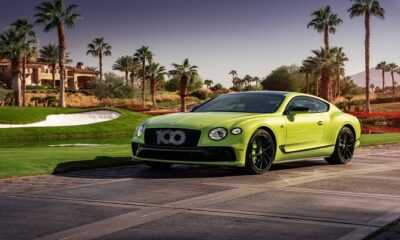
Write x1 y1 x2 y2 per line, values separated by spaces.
134 46 153 109
0 28 34 106
112 56 135 84
370 83 375 93
376 61 388 92
332 47 348 98
39 44 72 88
229 70 238 87
348 0 385 113
243 75 253 87
10 19 37 106
147 62 166 107
129 59 141 86
253 77 261 86
35 0 81 107
299 61 313 94
86 37 111 80
169 58 198 112
307 6 343 50
387 63 398 97
204 79 213 89
305 48 336 100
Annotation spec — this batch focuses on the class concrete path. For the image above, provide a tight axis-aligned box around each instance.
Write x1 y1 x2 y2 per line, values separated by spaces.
1 144 400 240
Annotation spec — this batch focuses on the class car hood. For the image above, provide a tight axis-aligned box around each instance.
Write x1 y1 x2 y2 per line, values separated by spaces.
145 112 266 129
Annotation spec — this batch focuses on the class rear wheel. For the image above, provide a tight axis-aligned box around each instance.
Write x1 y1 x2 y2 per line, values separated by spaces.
245 129 275 174
145 162 172 169
325 127 355 164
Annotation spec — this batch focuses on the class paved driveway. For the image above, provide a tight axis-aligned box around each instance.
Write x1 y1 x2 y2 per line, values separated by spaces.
1 144 400 240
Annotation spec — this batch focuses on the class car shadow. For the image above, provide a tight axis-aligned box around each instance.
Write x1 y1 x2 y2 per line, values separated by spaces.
52 156 330 180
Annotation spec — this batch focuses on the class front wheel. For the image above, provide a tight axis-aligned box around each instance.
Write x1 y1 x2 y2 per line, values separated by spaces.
325 127 355 164
245 129 275 174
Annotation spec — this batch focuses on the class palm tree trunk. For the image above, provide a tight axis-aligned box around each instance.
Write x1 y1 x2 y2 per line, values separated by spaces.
99 52 103 81
141 60 146 109
125 70 129 84
52 63 56 88
305 73 309 94
337 74 341 98
391 71 396 97
314 76 319 96
11 59 21 106
336 68 340 98
57 24 67 108
364 11 371 113
130 72 135 85
324 26 329 50
151 78 156 107
22 56 27 106
321 70 330 101
180 75 188 112
382 70 385 92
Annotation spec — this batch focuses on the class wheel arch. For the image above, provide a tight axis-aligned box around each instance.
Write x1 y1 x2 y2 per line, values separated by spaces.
256 126 277 151
343 124 356 139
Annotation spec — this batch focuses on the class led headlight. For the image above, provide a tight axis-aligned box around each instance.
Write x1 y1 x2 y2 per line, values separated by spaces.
209 127 227 141
135 124 145 137
231 128 242 135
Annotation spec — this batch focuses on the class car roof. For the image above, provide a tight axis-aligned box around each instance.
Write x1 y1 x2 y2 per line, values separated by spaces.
226 91 289 96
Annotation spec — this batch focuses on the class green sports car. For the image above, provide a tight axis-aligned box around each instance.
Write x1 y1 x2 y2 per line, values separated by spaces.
132 91 361 174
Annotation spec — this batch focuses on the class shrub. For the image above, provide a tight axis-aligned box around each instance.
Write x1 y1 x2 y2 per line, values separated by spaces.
242 85 262 91
0 88 13 106
164 75 203 92
261 65 305 92
190 89 208 100
88 72 136 99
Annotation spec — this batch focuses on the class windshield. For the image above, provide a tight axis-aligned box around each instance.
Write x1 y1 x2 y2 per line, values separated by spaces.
193 93 286 113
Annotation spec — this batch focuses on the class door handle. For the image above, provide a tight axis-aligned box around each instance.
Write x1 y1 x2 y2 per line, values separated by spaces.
317 121 324 126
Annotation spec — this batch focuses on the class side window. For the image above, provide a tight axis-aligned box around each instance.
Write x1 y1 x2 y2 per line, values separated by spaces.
313 99 329 112
286 97 318 113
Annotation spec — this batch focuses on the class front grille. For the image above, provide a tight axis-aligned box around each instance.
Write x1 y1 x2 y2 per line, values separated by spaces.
137 146 236 162
144 128 201 148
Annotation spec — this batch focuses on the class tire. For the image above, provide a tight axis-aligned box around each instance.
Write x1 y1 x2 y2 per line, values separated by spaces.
245 129 275 174
325 127 355 164
145 162 173 169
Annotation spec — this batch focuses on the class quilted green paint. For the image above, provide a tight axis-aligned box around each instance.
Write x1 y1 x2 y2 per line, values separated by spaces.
132 91 361 167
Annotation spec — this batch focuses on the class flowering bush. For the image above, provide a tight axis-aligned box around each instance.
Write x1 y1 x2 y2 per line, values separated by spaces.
348 112 400 118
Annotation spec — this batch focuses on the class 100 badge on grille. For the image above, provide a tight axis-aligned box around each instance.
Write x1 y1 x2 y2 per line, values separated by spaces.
156 130 186 145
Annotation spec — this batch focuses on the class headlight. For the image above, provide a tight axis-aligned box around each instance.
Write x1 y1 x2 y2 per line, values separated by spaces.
209 127 227 141
135 124 145 137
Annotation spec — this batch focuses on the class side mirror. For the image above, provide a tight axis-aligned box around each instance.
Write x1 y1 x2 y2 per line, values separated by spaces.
285 106 310 115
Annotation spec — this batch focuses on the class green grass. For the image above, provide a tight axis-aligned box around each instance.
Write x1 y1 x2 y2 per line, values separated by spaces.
0 107 148 142
360 133 400 146
0 107 86 124
0 143 133 179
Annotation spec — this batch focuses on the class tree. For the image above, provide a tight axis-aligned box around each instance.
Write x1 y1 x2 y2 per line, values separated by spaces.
147 62 166 107
112 56 135 84
229 70 238 87
299 61 313 94
370 83 375 93
305 48 337 100
376 61 388 92
261 65 305 92
204 79 214 89
169 58 198 112
11 19 37 106
39 44 72 88
243 75 253 87
349 0 385 113
307 6 343 50
86 37 111 80
253 77 261 86
0 28 35 106
35 0 81 107
387 63 398 96
332 47 348 98
134 46 153 109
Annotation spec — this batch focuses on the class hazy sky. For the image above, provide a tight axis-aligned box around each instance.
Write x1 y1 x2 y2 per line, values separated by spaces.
1 0 399 86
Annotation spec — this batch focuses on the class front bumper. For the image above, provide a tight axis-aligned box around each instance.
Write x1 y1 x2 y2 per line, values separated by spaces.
131 142 244 166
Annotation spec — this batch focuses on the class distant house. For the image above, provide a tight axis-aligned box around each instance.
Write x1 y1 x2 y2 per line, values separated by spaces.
0 60 98 89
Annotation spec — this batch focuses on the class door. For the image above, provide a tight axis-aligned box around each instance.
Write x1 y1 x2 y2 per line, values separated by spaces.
283 97 326 153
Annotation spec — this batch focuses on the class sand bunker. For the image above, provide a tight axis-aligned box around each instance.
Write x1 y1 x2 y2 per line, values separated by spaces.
0 110 121 129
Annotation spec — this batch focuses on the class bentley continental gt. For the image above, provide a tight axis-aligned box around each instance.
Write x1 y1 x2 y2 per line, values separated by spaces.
131 91 361 174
